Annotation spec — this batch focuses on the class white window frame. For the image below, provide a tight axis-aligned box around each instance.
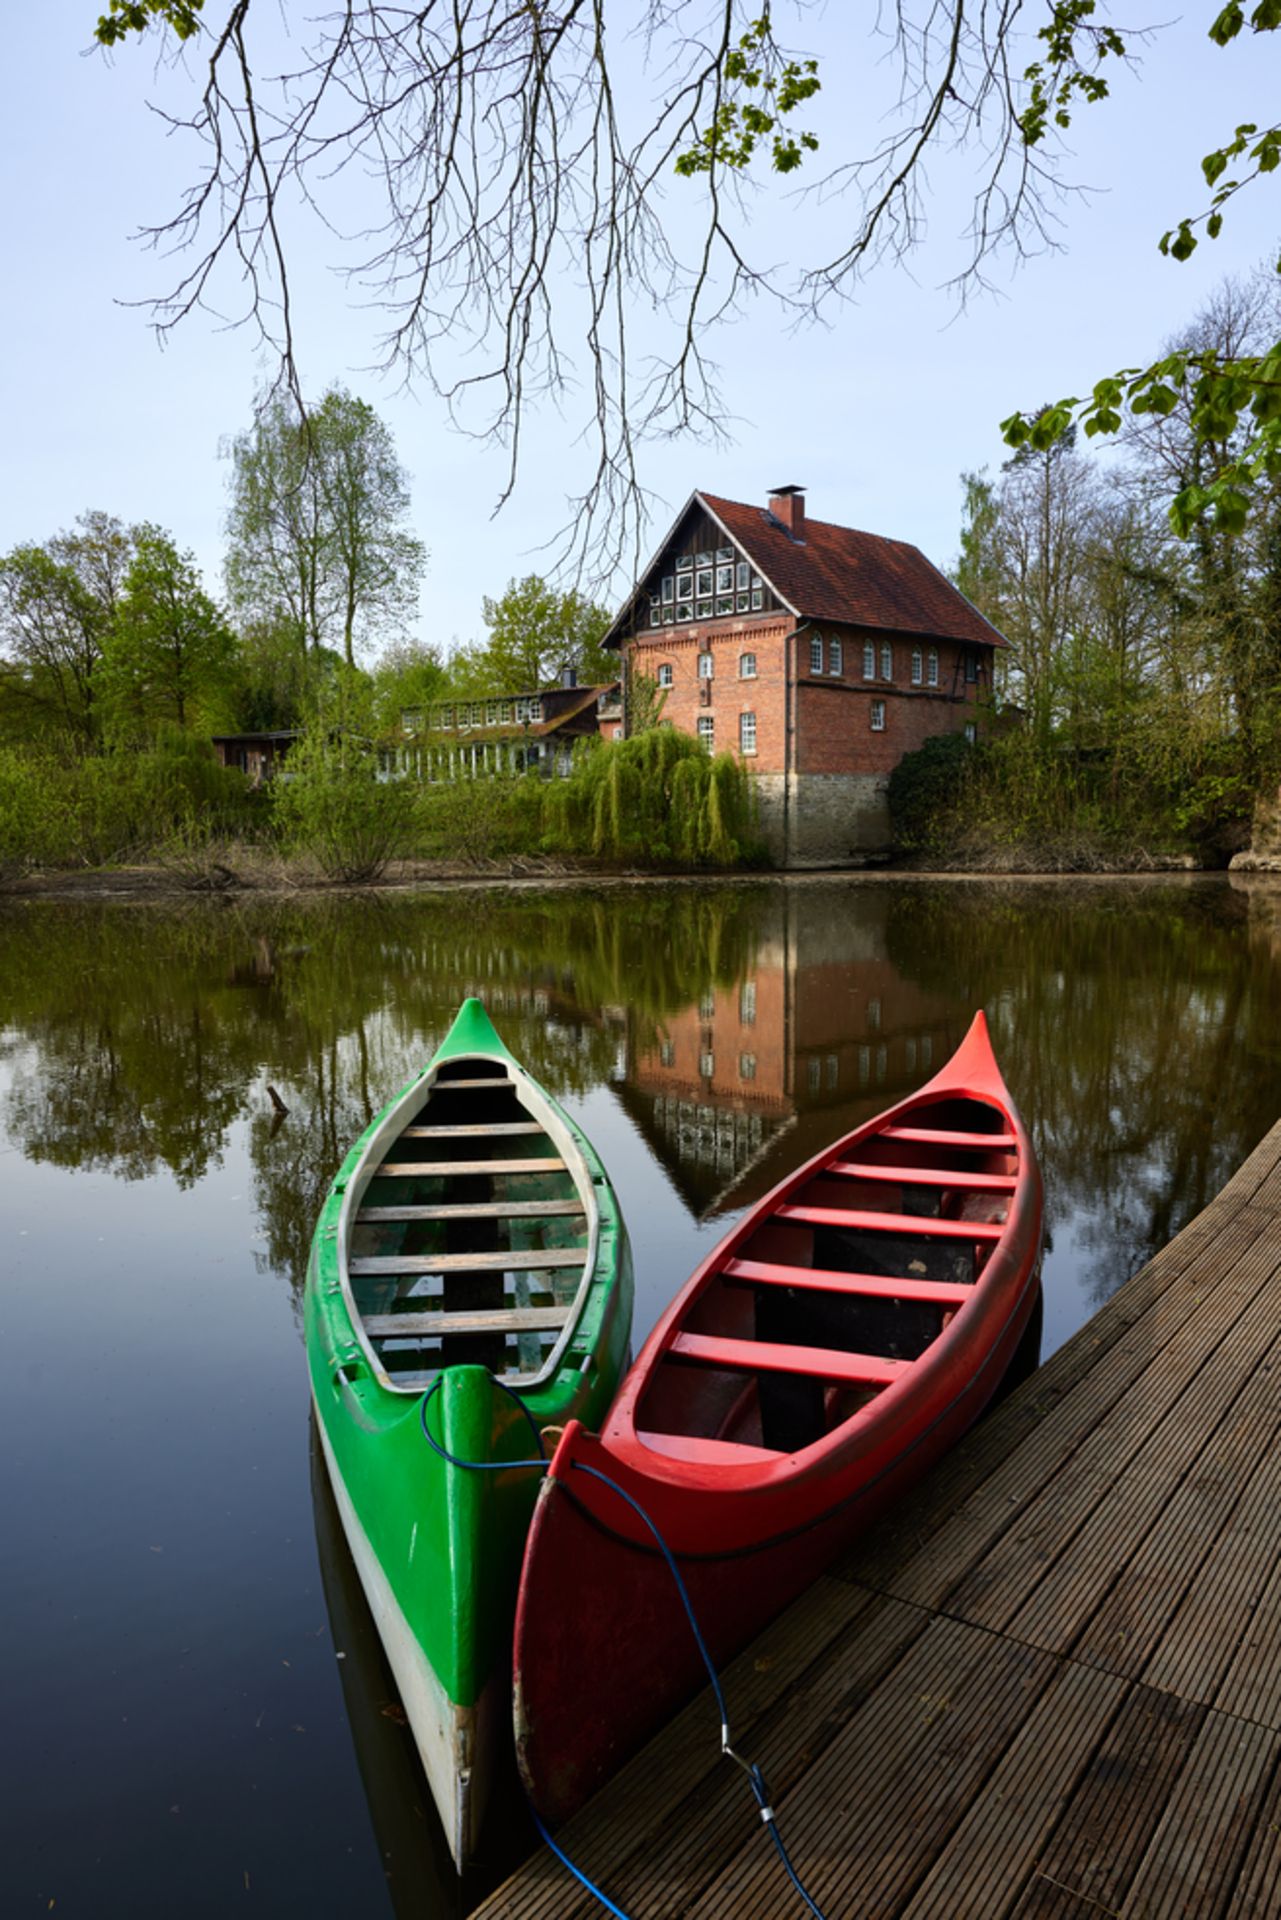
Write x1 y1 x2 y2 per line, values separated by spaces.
810 634 824 674
928 648 940 687
697 715 714 751
656 663 673 689
880 643 893 680
911 648 923 686
738 652 756 679
870 700 886 731
829 638 843 676
698 651 714 680
739 710 757 756
863 642 876 680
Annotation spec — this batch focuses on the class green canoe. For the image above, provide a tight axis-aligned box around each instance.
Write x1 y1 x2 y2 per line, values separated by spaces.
305 998 633 1868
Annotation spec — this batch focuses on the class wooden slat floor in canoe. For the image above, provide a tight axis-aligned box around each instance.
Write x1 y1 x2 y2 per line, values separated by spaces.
474 1116 1281 1919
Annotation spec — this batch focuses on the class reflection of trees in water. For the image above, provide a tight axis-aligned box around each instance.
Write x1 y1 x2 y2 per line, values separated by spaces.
0 888 763 1290
883 880 1281 1303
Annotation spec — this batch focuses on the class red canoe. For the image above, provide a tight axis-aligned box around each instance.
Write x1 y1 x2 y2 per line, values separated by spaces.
513 1011 1044 1824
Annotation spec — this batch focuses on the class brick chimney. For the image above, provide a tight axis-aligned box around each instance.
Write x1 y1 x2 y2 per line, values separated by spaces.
768 484 806 539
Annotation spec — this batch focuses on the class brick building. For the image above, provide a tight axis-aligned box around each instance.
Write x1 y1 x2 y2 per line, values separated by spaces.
606 485 1006 865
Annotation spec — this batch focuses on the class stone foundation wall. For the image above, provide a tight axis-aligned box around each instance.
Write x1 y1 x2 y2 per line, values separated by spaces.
1230 787 1281 873
754 771 892 868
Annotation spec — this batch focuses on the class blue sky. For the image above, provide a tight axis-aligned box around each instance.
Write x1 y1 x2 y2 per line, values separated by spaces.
2 5 1279 655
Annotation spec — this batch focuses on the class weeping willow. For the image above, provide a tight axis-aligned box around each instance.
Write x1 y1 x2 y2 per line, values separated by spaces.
546 731 762 868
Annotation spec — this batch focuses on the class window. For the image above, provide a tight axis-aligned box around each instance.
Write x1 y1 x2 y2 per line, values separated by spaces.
716 597 733 617
528 698 542 721
826 1054 839 1090
736 594 751 613
696 550 713 567
401 708 421 735
676 600 693 623
438 705 454 729
663 606 675 624
696 568 713 598
965 721 978 744
656 663 673 689
829 638 843 676
515 698 529 721
499 701 513 723
867 996 881 1031
716 564 734 593
485 701 498 726
810 634 824 674
696 600 713 620
650 606 662 628
870 700 886 731
716 546 734 563
880 643 893 680
699 990 716 1019
911 648 923 686
660 1038 675 1067
736 561 750 591
928 648 939 686
739 1053 757 1082
807 1057 822 1092
698 652 714 679
662 575 674 603
700 1051 715 1079
750 588 764 610
697 715 714 751
965 650 980 683
739 652 756 678
675 552 693 570
863 642 876 680
739 710 757 755
740 980 756 1025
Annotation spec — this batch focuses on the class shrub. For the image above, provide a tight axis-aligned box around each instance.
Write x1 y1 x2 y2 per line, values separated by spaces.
887 732 975 851
273 730 416 881
543 730 762 867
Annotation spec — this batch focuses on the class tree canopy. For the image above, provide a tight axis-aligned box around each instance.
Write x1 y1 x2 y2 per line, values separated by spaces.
477 577 614 692
94 0 1281 559
224 386 426 671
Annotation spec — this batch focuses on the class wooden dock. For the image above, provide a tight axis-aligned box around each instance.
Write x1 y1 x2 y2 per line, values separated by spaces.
474 1117 1281 1918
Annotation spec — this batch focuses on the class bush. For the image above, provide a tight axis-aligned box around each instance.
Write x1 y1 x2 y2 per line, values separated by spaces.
887 731 976 851
273 731 417 881
414 773 544 865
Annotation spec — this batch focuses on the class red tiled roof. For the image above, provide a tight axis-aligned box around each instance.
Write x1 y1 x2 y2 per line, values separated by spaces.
699 493 1006 648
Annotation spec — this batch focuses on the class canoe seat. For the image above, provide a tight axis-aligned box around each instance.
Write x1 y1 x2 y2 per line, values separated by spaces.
364 1305 571 1339
350 1248 584 1275
636 1429 783 1465
428 1076 512 1090
668 1331 906 1389
881 1124 1016 1150
779 1202 1005 1242
400 1122 545 1139
357 1199 586 1224
722 1257 972 1308
375 1156 566 1177
833 1162 1017 1193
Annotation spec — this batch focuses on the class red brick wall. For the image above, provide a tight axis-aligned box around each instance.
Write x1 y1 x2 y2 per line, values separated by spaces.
624 622 988 779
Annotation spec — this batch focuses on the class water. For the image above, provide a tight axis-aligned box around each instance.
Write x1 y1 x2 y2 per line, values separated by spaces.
2 875 1278 1916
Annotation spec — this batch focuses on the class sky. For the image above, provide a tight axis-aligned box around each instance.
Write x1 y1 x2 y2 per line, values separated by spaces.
2 4 1279 656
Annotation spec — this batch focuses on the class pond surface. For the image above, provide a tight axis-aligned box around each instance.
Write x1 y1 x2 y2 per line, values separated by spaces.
3 875 1279 1917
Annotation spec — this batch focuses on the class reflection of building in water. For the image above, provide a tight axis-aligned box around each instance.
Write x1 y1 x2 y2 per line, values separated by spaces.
620 890 960 1217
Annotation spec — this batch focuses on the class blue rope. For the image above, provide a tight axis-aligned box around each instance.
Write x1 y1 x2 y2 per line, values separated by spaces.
417 1377 830 1919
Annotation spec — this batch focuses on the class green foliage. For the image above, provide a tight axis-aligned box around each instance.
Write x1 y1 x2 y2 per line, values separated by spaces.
271 670 416 881
95 0 203 44
542 729 762 868
477 576 615 692
414 774 545 865
887 733 976 851
224 385 425 672
676 19 821 176
0 731 252 872
101 526 237 733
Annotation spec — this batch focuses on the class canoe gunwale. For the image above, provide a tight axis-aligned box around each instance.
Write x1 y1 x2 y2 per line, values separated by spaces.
333 1043 602 1398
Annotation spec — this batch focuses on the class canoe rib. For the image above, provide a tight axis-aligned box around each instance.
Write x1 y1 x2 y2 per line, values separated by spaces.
376 1157 566 1177
357 1199 586 1224
833 1161 1017 1192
